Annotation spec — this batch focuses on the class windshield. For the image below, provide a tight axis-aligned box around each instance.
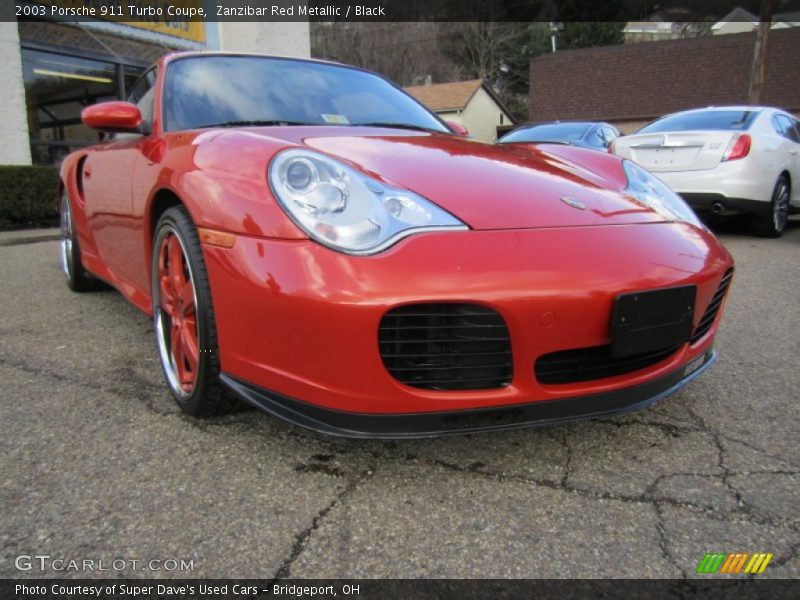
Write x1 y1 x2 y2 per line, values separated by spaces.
499 123 590 143
163 55 449 133
638 110 759 134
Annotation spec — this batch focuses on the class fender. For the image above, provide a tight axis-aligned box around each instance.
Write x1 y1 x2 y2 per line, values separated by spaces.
142 130 308 241
59 150 103 272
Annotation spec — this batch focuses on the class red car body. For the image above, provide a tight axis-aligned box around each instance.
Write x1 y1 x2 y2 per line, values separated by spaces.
59 52 733 437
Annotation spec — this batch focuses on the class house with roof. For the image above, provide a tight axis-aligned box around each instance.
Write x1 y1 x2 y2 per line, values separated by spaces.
622 8 710 43
405 79 515 142
623 20 707 43
711 7 760 35
711 7 797 35
623 6 797 43
528 27 800 134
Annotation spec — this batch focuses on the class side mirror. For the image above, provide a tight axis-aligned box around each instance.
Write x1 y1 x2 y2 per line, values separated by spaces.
82 101 147 134
446 120 469 137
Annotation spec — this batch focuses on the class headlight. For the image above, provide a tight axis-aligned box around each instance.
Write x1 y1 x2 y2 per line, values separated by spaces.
269 149 467 254
622 160 704 228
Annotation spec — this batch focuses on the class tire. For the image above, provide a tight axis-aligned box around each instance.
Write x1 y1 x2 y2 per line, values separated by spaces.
751 176 790 238
60 190 104 292
151 205 239 416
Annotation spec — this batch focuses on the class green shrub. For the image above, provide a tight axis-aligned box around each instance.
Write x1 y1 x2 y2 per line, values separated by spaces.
0 165 59 228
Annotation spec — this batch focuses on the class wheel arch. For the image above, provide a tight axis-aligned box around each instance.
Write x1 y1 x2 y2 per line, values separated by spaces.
145 188 188 284
57 178 66 209
148 188 185 248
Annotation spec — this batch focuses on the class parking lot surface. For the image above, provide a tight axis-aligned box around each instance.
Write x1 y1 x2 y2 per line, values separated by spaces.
1 220 798 579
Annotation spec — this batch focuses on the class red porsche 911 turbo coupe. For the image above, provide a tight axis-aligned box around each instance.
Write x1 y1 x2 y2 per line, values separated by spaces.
59 52 733 437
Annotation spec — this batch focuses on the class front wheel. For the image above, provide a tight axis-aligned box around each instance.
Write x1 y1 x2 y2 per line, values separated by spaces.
751 176 790 238
151 206 238 416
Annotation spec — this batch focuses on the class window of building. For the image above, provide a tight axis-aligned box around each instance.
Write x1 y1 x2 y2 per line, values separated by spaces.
22 48 116 164
21 48 146 165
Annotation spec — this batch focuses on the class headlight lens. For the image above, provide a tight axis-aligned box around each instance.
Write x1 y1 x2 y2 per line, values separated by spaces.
269 149 467 254
622 160 704 228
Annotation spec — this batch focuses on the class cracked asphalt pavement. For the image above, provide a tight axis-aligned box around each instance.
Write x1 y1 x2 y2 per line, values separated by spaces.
0 219 798 579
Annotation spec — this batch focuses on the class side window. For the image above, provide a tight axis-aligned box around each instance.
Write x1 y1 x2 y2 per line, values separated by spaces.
586 128 605 148
771 115 786 136
137 86 155 126
127 69 156 103
603 127 619 144
126 69 157 131
773 114 800 143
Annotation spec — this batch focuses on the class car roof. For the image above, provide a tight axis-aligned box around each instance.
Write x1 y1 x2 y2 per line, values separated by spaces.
161 50 345 69
506 122 613 136
522 121 607 128
662 105 776 117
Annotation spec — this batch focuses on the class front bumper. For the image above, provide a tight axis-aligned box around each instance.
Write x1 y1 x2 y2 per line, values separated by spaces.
221 349 715 438
201 222 733 420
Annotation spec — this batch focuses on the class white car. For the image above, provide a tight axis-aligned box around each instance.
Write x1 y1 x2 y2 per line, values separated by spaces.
612 106 800 237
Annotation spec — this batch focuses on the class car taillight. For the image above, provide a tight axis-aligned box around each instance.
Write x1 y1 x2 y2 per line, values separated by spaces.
722 133 751 161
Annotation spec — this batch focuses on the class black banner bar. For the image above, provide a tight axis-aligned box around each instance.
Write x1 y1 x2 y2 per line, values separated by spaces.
4 579 800 600
8 0 800 23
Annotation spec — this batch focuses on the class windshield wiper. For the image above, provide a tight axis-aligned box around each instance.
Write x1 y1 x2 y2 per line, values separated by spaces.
195 120 312 128
353 122 441 133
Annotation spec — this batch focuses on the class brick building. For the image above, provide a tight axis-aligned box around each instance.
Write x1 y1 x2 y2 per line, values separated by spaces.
528 28 800 134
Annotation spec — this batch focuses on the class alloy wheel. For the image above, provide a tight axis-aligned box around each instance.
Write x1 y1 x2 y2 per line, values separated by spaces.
773 180 790 232
60 196 73 279
153 227 200 398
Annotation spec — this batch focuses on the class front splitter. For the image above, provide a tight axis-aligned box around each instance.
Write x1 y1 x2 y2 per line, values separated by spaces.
221 350 715 439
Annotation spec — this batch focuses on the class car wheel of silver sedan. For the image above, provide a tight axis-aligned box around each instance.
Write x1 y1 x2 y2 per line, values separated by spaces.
752 176 790 238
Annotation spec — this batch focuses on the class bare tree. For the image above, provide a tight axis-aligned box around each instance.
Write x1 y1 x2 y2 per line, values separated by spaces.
311 22 461 87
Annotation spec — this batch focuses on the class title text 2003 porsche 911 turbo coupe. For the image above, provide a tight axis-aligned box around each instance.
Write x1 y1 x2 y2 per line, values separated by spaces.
59 52 734 438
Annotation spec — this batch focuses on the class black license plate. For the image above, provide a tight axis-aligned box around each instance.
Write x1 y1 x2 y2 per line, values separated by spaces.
610 286 696 358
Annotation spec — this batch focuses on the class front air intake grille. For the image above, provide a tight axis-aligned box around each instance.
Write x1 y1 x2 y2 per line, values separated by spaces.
378 304 513 390
690 268 733 344
535 344 679 385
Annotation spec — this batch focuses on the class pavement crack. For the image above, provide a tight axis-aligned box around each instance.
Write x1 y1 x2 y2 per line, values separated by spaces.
294 462 346 478
685 406 748 511
560 430 573 487
271 466 376 580
654 503 687 577
428 457 791 530
0 355 173 416
769 540 800 570
718 433 800 470
594 416 701 437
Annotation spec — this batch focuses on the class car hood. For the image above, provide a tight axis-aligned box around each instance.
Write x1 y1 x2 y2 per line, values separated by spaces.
228 128 667 230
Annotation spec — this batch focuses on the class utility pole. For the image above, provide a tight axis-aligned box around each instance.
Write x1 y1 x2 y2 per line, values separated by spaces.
748 0 774 104
549 22 563 52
